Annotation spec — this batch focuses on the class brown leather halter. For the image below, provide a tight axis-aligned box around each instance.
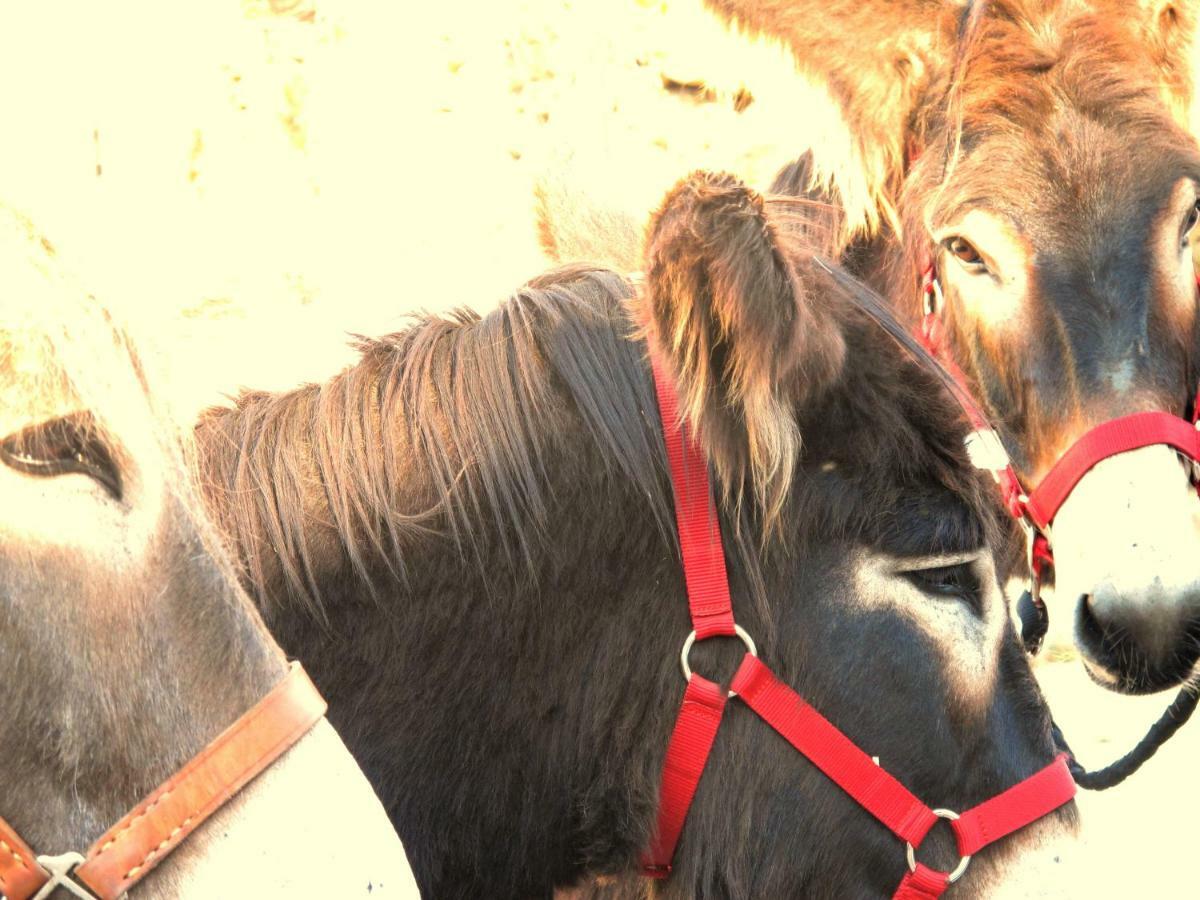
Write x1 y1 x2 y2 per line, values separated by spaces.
0 662 325 900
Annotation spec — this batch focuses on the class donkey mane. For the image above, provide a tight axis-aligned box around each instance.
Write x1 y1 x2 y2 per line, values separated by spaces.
199 235 1001 619
200 266 681 615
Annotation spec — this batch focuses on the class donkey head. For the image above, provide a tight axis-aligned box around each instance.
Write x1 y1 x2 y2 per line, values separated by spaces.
709 0 1200 692
901 2 1200 692
628 171 1075 895
0 209 286 855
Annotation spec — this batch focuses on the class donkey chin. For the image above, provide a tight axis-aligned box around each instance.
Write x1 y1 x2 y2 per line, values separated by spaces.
1050 445 1200 694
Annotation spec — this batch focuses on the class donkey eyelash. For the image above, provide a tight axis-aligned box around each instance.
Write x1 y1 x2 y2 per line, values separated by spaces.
942 235 989 273
1181 199 1200 245
0 411 123 500
901 563 984 612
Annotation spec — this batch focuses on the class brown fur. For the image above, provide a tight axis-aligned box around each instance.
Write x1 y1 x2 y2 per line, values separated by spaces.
700 0 1200 690
708 0 1199 249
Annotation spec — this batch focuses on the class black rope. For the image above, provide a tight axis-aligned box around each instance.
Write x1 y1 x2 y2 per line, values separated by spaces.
1052 677 1200 790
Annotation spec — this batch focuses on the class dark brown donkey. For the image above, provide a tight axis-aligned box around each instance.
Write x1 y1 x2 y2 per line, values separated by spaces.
643 0 1200 694
196 172 1079 899
0 206 416 897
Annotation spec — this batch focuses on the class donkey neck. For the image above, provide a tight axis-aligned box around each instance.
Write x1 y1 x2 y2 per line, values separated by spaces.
194 272 695 894
132 719 417 898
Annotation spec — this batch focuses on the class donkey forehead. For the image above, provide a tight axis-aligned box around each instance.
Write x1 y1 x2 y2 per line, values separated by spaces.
937 118 1198 236
801 449 991 558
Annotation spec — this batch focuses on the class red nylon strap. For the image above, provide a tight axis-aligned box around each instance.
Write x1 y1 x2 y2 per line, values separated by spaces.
644 350 1074 892
893 863 951 900
649 358 736 639
1024 411 1200 529
920 266 1200 532
730 654 938 845
641 675 728 877
951 754 1076 857
919 300 1028 521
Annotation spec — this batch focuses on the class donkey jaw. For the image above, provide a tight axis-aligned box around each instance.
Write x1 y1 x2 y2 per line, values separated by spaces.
1050 445 1200 693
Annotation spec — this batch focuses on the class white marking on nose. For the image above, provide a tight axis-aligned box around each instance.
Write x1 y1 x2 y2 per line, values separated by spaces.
1050 446 1200 664
1105 358 1135 392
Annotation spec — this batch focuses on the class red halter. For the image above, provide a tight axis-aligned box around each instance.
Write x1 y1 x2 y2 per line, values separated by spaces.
918 264 1200 594
641 359 1075 898
0 662 326 900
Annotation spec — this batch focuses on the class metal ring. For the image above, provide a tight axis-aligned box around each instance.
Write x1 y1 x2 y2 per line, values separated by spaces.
679 624 758 698
904 808 972 885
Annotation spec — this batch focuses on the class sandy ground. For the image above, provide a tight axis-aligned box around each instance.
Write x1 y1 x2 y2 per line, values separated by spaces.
5 0 1198 894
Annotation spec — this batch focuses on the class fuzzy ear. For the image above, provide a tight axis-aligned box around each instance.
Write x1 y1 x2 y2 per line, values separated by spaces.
636 170 846 522
1127 0 1200 127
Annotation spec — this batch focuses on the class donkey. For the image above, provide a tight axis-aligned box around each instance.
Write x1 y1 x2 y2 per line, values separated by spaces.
548 0 1200 696
196 171 1079 898
0 206 417 897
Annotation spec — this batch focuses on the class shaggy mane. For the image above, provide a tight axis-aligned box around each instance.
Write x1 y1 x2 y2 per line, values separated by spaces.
199 267 681 614
199 248 997 619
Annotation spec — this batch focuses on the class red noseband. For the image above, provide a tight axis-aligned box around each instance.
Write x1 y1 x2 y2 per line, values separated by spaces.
919 263 1200 578
1023 412 1200 530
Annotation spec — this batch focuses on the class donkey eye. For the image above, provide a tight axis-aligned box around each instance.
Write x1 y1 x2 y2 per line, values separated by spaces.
0 412 122 499
1183 200 1200 243
902 563 982 610
944 236 986 270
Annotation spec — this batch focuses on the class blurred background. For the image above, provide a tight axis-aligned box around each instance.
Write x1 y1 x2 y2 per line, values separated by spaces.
6 0 1195 891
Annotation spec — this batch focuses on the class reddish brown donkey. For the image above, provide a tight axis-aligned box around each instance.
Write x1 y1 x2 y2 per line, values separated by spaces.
611 0 1200 694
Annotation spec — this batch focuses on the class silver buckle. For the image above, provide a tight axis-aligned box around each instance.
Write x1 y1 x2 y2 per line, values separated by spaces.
30 853 101 900
905 808 972 884
680 624 758 698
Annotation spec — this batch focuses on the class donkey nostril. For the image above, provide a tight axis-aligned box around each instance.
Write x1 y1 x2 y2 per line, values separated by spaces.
1085 581 1131 625
1076 593 1103 644
1074 581 1200 693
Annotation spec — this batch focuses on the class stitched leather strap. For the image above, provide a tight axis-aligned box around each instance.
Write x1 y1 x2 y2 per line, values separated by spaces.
0 817 48 900
640 675 727 876
72 662 326 900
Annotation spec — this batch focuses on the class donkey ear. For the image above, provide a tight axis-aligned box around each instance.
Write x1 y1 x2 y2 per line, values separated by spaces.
637 171 846 519
1129 0 1200 126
